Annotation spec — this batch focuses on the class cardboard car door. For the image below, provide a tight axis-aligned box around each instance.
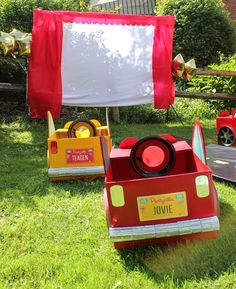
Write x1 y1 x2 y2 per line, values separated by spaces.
100 135 110 175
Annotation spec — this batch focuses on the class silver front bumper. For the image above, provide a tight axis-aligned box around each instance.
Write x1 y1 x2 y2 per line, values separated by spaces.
48 166 104 178
109 216 220 242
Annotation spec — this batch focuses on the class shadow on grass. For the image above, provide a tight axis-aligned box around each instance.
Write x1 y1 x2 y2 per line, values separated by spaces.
118 200 236 284
0 121 104 211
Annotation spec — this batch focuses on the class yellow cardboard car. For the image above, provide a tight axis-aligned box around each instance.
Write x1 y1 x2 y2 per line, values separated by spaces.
47 111 111 181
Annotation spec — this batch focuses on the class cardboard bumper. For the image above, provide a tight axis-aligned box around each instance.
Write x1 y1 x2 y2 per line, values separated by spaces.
108 216 219 242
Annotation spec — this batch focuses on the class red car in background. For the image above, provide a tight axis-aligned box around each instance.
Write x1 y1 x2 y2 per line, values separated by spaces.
217 109 236 147
205 108 236 183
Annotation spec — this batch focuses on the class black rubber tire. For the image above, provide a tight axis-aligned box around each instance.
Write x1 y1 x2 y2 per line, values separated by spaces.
68 119 97 138
130 136 176 178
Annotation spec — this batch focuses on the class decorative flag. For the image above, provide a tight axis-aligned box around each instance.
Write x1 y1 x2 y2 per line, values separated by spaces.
28 9 175 118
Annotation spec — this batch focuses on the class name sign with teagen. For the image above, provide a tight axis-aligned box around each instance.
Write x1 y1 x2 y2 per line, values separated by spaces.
66 148 94 163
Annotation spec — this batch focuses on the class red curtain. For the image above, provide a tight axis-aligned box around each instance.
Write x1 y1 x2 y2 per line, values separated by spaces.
28 10 63 118
28 10 174 118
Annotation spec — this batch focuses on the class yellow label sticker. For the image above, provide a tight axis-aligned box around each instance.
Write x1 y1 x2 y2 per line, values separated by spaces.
137 192 188 221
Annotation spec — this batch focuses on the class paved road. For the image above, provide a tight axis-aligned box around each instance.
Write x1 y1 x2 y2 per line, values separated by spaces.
206 144 236 183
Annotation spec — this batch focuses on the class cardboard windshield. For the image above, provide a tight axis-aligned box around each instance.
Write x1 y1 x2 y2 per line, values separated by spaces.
100 135 110 175
192 119 207 164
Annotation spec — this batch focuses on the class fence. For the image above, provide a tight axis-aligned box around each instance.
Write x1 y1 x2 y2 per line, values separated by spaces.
1 68 236 101
175 68 236 102
92 0 156 15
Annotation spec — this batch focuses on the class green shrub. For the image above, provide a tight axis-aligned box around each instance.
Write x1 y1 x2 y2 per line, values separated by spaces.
63 105 169 124
174 98 219 121
118 105 167 123
0 0 90 32
186 54 236 111
188 54 236 94
173 54 236 121
156 0 236 66
60 107 108 124
113 101 218 123
0 57 26 83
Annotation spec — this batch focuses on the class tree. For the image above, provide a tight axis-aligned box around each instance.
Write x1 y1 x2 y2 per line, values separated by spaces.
156 0 236 66
0 0 90 32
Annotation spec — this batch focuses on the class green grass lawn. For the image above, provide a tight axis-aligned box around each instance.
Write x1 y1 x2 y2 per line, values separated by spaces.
0 116 235 289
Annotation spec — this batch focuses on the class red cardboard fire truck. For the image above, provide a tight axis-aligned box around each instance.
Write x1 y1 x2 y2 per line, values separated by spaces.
101 121 220 249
